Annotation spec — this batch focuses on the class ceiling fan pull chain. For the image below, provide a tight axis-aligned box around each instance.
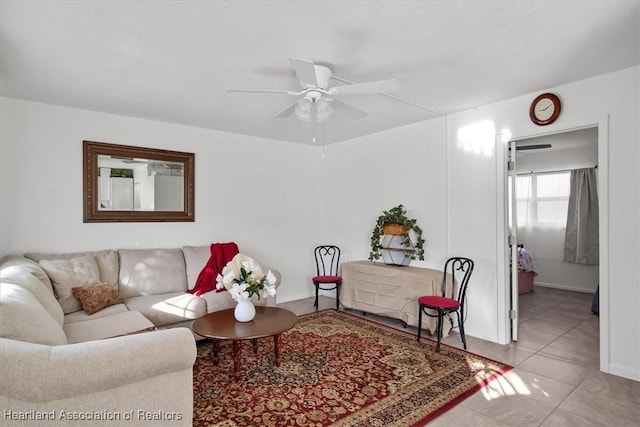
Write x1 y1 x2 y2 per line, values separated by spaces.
312 101 317 143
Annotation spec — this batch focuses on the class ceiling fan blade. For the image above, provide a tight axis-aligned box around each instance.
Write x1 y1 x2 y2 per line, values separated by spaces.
330 79 399 96
227 88 300 95
332 74 442 115
289 58 318 88
331 99 368 119
273 100 299 118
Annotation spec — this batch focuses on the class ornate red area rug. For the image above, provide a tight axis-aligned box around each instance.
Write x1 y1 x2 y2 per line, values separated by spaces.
193 310 512 426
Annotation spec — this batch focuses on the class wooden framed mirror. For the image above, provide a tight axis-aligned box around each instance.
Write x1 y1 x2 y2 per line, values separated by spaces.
83 141 194 222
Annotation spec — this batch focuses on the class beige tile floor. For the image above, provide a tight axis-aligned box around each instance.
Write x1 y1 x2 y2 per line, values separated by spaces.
278 287 640 426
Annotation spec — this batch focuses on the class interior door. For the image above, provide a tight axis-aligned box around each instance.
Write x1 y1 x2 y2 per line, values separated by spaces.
508 140 519 341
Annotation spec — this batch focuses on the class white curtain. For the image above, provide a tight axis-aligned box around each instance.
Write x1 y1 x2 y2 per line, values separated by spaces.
564 168 599 264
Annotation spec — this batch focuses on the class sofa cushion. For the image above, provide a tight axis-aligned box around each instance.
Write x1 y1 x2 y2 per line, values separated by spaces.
72 283 125 315
63 310 156 343
182 245 210 291
25 249 119 287
0 255 54 291
118 248 187 298
63 303 129 324
124 292 206 327
0 266 64 327
0 283 68 345
38 255 102 314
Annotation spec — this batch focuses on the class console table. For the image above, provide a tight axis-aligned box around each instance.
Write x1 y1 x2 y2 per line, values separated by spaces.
340 261 452 337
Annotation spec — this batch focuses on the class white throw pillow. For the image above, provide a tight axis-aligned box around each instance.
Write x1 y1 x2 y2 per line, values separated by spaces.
39 255 101 314
25 249 119 287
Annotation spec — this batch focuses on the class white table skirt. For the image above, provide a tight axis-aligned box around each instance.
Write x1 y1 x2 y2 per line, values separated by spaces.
340 260 453 337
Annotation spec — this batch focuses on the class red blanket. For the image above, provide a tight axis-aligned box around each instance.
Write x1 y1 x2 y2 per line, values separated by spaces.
188 242 239 296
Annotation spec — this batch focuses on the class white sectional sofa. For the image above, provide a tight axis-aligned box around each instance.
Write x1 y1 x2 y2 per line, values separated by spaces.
0 245 280 426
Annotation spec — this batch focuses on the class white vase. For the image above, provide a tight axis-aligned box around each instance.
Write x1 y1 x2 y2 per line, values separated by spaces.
234 299 256 322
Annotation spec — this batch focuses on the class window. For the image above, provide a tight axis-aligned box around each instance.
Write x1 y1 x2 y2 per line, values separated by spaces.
516 171 570 227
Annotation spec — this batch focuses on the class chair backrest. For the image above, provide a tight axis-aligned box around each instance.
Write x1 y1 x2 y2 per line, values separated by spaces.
441 257 474 302
314 245 341 276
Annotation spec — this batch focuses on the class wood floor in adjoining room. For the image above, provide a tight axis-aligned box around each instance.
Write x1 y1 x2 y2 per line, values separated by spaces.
278 287 640 426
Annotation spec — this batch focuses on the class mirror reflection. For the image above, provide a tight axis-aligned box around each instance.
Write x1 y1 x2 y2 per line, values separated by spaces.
97 155 184 211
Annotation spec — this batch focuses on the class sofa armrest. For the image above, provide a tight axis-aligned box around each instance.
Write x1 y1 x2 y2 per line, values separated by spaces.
0 328 196 403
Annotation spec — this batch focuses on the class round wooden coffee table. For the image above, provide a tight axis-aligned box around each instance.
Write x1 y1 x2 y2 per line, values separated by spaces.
192 306 298 380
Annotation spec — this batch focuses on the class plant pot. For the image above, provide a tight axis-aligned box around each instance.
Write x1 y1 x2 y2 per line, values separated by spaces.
382 224 407 235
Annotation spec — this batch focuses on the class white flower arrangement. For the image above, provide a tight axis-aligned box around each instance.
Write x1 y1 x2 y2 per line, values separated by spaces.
216 253 277 302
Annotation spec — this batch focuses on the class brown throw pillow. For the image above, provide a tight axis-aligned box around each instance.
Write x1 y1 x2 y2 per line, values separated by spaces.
72 283 124 315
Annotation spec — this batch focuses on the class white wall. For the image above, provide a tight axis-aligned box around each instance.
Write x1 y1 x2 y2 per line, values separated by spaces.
0 98 320 303
319 118 449 269
447 66 639 380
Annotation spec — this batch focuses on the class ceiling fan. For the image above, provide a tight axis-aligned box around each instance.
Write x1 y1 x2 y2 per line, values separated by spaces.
227 58 400 124
514 143 552 157
516 144 552 151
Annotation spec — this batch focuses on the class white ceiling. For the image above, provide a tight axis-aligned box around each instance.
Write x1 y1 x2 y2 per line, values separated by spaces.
1 1 638 145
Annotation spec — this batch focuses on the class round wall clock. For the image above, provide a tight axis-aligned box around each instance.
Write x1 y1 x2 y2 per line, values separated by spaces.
529 93 561 126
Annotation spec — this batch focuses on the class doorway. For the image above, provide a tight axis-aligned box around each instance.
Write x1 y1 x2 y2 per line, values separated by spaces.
498 117 609 372
510 127 599 341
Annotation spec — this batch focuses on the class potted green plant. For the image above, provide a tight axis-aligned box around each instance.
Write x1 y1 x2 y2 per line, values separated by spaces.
369 204 425 262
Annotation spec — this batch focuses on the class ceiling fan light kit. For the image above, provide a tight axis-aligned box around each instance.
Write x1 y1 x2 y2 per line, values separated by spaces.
294 92 333 122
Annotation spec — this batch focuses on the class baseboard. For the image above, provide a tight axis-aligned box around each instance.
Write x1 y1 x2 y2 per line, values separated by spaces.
607 362 640 381
534 281 596 294
277 292 314 304
278 290 337 304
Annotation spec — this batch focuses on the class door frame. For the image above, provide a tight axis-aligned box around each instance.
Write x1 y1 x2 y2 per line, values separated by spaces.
495 115 609 372
507 139 519 341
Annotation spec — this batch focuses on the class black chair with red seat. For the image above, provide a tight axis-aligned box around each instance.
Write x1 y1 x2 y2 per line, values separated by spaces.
417 257 474 352
312 245 342 311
